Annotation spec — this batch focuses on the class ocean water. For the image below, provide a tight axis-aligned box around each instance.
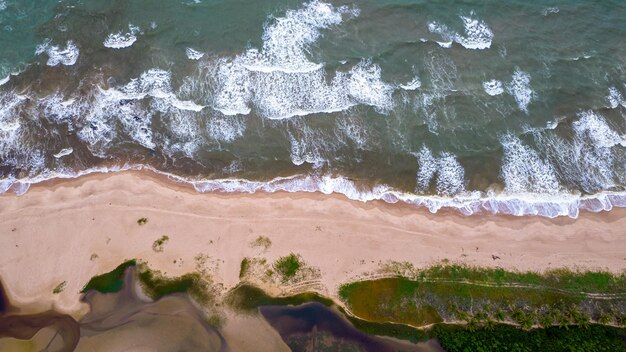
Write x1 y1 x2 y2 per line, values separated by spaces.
0 0 625 217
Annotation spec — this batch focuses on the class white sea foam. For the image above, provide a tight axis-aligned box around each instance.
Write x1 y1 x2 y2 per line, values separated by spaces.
573 111 624 148
416 146 465 195
53 148 73 158
542 7 559 16
400 76 421 90
607 87 625 109
0 75 9 86
536 111 624 193
457 14 494 50
288 120 333 166
256 0 357 71
0 92 26 163
186 48 205 60
76 69 205 153
1 162 625 218
209 1 392 120
0 1 6 11
35 40 79 66
427 12 493 50
207 114 246 142
482 79 504 96
104 24 140 49
500 134 560 194
347 60 394 112
507 68 534 113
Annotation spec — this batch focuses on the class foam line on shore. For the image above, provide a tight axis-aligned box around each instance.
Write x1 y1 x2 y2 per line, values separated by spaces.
1 165 625 219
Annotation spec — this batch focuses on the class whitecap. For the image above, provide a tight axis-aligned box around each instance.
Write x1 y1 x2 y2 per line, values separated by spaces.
427 12 493 50
457 14 493 50
506 68 534 113
542 7 559 16
53 148 73 158
35 40 79 66
400 75 422 90
104 24 140 49
482 79 503 96
607 86 625 109
186 47 205 60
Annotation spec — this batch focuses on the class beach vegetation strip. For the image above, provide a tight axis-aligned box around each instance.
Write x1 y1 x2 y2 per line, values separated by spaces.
339 264 626 328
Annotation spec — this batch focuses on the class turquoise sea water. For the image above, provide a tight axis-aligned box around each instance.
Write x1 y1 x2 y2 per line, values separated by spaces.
0 0 625 217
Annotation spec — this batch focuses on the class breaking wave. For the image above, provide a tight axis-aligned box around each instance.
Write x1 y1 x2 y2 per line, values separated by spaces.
428 12 493 50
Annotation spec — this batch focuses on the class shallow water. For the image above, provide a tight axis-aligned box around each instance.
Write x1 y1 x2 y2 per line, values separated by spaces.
260 302 442 351
0 0 625 217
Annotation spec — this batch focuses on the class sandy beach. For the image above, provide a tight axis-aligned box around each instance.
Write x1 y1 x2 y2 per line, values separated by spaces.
0 171 625 319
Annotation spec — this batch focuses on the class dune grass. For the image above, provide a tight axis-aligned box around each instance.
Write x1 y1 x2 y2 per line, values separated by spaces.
273 253 303 282
137 266 213 305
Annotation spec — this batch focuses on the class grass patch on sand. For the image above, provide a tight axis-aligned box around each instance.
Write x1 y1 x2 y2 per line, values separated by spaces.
239 258 251 279
137 217 148 225
137 265 213 305
152 235 169 252
82 260 136 293
250 236 272 250
273 253 303 282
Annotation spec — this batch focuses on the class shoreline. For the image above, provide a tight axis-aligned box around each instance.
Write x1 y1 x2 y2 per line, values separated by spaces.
2 164 625 219
0 170 625 319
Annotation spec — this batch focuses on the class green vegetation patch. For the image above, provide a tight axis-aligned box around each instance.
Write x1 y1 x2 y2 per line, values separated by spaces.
226 284 333 312
273 253 303 282
239 258 251 279
82 260 136 293
418 264 626 294
137 265 213 305
152 235 169 252
339 278 443 326
432 324 626 352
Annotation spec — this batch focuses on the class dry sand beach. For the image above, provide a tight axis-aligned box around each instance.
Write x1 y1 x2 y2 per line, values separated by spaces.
1 171 625 320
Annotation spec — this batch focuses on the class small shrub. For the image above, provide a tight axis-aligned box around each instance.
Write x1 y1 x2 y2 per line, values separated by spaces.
53 281 66 294
539 314 553 328
250 236 272 250
152 235 170 252
273 253 303 282
137 217 148 225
